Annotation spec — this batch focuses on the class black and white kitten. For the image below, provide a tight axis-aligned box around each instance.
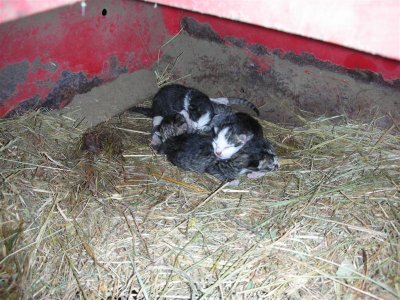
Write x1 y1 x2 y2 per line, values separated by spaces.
208 136 279 180
211 112 264 160
128 84 259 150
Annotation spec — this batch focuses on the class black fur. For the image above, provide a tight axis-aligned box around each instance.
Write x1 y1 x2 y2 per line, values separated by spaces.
153 84 213 123
129 84 213 124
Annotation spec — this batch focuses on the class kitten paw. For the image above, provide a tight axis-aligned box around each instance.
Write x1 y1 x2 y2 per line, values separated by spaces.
151 134 162 147
179 110 191 122
247 171 266 179
227 179 241 186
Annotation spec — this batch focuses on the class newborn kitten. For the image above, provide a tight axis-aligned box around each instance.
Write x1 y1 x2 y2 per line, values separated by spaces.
207 137 279 181
212 112 264 160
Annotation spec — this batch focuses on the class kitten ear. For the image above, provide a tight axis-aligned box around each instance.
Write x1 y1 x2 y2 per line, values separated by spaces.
175 113 185 123
238 133 253 144
188 104 198 112
181 123 189 131
263 142 276 155
266 148 276 156
213 127 219 134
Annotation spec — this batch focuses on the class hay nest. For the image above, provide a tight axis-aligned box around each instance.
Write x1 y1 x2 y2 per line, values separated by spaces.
0 109 399 299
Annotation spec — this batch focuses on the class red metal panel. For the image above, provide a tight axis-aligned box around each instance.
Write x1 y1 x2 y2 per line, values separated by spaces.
0 0 399 118
2 0 399 61
0 0 166 116
148 0 400 61
160 6 400 81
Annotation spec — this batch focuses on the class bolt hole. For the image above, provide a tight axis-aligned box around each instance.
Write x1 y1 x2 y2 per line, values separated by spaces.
102 8 107 16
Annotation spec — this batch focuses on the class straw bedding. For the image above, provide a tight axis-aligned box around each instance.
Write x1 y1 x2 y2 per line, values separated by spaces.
0 109 399 299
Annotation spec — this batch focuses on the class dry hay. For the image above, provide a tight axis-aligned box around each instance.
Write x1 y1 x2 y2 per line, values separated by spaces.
0 109 399 300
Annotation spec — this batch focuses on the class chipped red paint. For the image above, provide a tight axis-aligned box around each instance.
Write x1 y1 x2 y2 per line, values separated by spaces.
244 49 272 73
0 0 165 116
0 0 399 117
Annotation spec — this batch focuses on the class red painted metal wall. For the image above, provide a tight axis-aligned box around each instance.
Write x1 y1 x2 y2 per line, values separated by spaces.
148 0 400 61
161 7 400 80
0 0 166 116
3 0 399 61
1 0 399 117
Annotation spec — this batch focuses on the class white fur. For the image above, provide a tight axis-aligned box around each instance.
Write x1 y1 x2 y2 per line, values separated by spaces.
153 116 163 127
179 109 191 125
150 134 161 147
192 111 211 130
212 127 243 160
210 97 229 105
183 92 191 111
179 109 195 131
213 128 230 152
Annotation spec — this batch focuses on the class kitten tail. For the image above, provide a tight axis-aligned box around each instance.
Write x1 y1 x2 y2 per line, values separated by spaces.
127 106 153 117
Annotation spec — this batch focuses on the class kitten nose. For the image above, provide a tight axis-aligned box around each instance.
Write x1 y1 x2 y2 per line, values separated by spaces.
216 151 222 156
273 159 280 170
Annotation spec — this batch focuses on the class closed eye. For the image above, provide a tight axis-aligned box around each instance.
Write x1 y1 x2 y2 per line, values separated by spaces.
222 146 235 151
